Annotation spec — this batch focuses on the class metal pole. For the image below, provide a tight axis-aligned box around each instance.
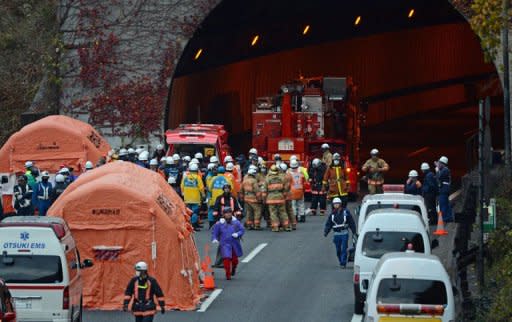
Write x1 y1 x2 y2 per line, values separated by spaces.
503 0 511 168
478 99 486 292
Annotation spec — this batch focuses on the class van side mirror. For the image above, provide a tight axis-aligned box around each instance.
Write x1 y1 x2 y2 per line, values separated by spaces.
362 280 369 290
452 286 459 297
81 259 94 268
1 176 8 184
431 239 439 249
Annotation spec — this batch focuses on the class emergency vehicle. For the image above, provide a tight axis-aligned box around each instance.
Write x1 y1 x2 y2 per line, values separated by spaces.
165 124 231 163
0 216 93 322
251 76 361 195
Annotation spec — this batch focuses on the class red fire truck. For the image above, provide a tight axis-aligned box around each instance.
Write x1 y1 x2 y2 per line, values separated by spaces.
251 76 362 195
165 124 231 163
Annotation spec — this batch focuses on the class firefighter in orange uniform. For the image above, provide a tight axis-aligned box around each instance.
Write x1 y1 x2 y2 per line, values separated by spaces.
279 162 296 230
240 165 262 230
264 165 289 232
289 159 307 222
123 261 165 322
323 153 350 207
362 149 390 194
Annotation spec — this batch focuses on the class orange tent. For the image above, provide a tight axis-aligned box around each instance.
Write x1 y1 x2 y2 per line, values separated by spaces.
48 162 202 310
0 115 111 212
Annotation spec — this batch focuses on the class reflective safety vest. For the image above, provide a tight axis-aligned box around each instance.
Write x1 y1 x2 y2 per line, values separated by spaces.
289 169 305 200
324 166 349 198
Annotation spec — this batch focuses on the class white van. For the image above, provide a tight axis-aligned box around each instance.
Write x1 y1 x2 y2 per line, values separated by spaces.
364 252 456 322
356 193 429 235
0 216 93 322
353 210 438 314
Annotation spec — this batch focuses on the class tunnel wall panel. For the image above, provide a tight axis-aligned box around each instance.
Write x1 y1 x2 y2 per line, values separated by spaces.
169 23 494 132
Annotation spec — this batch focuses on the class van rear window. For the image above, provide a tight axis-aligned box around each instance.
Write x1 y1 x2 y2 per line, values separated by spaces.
377 278 447 305
0 255 63 283
362 231 425 258
365 204 421 217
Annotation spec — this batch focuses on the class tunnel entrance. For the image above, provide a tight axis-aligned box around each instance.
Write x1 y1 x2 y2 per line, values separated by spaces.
166 0 503 183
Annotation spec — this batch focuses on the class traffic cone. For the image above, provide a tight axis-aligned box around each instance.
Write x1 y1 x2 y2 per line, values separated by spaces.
433 211 448 236
201 244 216 290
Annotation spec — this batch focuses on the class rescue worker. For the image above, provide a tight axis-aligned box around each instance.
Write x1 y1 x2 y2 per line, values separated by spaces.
324 197 357 268
127 148 137 163
166 156 181 184
436 156 453 222
85 161 94 172
119 148 129 161
308 158 327 216
32 171 53 216
404 170 422 195
24 161 37 188
289 159 306 222
13 175 34 216
274 154 283 168
279 162 296 230
257 162 271 228
290 155 309 181
180 162 205 231
264 165 289 232
59 167 75 185
321 143 333 167
167 176 181 198
210 156 220 168
362 149 390 194
240 165 263 230
149 159 165 179
420 162 439 225
123 261 165 321
211 207 245 280
243 148 258 175
224 162 240 197
213 184 242 220
195 152 207 173
205 163 217 189
136 151 150 168
52 174 67 202
152 144 166 161
208 166 232 228
323 153 350 208
181 155 191 172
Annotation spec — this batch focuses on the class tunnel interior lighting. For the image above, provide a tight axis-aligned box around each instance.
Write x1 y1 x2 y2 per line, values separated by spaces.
303 25 310 35
251 35 259 46
354 16 361 26
408 9 415 18
194 49 203 60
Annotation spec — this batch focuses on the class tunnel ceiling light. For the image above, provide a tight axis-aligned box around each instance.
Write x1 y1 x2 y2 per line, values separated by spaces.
354 16 361 26
303 25 310 35
408 9 415 18
194 49 203 60
251 35 260 46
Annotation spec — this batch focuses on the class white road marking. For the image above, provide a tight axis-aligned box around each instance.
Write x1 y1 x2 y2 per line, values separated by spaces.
242 243 268 263
197 288 223 312
351 314 363 322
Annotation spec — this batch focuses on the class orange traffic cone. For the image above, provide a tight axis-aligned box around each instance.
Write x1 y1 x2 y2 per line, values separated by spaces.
201 244 216 290
433 211 448 236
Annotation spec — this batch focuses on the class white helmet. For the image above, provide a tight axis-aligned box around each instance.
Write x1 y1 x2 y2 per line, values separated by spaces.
210 156 219 163
55 174 65 183
135 261 148 271
190 158 199 164
279 162 288 171
156 144 163 150
248 168 257 175
41 171 50 178
333 153 341 160
149 159 159 166
226 162 234 171
172 154 180 161
195 152 203 159
370 148 379 156
135 148 143 155
290 159 299 168
420 162 430 171
408 170 419 177
312 158 321 166
25 161 33 168
189 163 199 171
258 156 264 165
207 163 215 170
290 155 298 161
59 167 70 174
119 148 128 156
249 148 258 155
224 155 234 163
138 151 149 161
167 176 176 184
85 161 94 169
183 155 191 162
166 156 174 164
332 197 342 204
128 148 135 154
439 156 448 165
321 143 330 149
249 165 259 172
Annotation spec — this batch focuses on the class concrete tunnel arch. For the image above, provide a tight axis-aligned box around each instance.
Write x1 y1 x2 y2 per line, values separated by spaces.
164 0 503 181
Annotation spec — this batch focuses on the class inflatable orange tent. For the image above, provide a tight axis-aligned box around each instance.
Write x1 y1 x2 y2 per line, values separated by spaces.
48 162 202 310
0 115 111 212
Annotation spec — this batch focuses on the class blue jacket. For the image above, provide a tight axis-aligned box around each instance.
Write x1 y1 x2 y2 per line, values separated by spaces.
437 167 451 195
32 181 53 204
211 218 245 258
422 170 438 195
404 179 422 195
324 208 356 236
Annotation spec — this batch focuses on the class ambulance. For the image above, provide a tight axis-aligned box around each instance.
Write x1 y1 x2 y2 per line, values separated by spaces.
0 216 93 322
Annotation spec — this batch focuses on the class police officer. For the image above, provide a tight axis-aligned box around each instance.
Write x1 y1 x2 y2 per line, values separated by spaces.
264 165 289 232
13 175 33 216
32 171 53 216
420 162 439 225
123 261 165 322
240 165 263 230
436 156 453 222
404 170 422 196
324 197 357 268
362 149 389 194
